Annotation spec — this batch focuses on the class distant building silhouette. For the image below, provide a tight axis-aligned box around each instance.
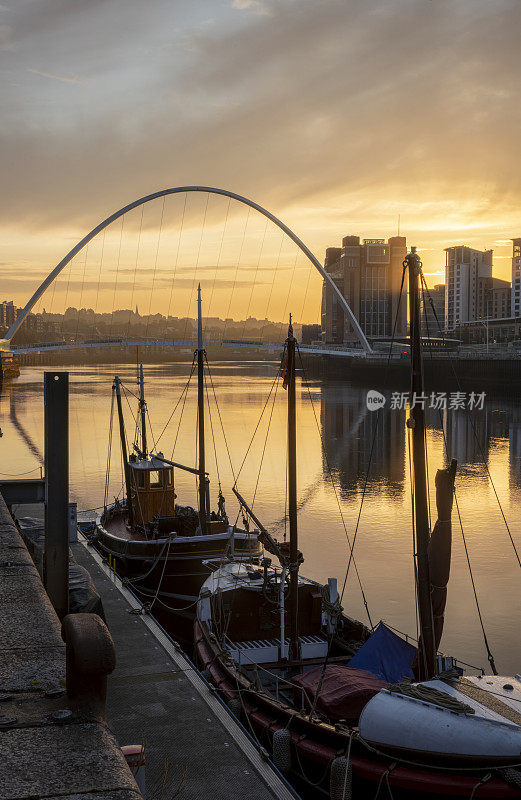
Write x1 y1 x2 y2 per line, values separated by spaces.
321 235 407 344
511 238 521 317
445 246 493 331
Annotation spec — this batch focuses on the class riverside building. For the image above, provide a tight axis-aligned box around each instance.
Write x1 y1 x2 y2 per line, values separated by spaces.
321 235 407 344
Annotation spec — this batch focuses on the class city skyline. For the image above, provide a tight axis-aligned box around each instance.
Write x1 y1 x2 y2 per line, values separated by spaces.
2 0 521 316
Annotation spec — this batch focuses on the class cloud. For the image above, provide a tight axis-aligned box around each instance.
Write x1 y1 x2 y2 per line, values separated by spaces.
27 68 81 84
232 0 270 14
1 0 520 298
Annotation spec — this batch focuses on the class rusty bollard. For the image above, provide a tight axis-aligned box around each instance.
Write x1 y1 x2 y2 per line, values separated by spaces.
61 612 116 722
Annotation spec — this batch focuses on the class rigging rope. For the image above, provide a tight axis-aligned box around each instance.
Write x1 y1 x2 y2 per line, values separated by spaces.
296 343 373 627
204 354 237 483
420 273 521 570
340 262 408 602
103 385 115 510
154 355 197 449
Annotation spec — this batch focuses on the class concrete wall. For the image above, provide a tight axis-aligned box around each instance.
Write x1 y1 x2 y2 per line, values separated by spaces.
0 493 142 800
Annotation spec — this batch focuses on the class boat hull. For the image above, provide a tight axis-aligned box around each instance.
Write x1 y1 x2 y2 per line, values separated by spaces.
194 618 521 799
95 509 261 638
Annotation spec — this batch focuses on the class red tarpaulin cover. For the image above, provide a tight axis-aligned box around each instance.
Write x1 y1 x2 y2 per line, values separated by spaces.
292 665 387 722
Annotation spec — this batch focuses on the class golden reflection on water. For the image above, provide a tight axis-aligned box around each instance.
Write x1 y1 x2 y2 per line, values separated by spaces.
2 363 521 674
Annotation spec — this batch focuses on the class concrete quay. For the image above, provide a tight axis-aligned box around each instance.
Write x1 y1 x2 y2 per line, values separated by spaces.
0 493 141 800
6 498 296 800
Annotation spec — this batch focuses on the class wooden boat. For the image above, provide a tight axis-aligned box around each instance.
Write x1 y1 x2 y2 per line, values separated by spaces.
195 253 521 798
95 286 261 627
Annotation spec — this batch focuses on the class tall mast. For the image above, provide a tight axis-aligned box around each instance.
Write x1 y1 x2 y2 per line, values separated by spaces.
287 315 300 661
197 285 208 535
138 363 147 457
114 375 133 527
406 248 436 680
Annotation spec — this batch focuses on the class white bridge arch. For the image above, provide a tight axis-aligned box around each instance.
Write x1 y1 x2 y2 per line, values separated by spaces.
5 186 372 353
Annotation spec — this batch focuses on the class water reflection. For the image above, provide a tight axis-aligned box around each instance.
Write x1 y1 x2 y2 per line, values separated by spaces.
2 364 521 673
320 383 405 498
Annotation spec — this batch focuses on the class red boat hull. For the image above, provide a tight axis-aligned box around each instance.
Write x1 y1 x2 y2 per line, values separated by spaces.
194 619 519 799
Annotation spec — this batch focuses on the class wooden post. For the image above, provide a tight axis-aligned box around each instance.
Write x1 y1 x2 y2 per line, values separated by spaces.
44 371 69 619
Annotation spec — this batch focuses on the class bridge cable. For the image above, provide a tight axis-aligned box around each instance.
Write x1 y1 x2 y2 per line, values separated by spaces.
281 248 300 327
208 196 231 329
92 228 106 339
241 216 269 341
109 215 125 339
184 193 210 342
166 193 187 325
261 231 284 344
74 244 89 343
127 204 145 342
145 195 166 342
420 279 498 673
223 206 251 342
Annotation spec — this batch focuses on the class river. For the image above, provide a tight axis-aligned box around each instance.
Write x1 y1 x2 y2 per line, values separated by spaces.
2 361 521 675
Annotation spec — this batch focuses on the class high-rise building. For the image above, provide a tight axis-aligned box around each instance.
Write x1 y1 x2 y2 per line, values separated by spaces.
444 246 493 331
420 283 445 337
321 235 407 344
511 238 521 317
477 277 511 320
0 300 17 330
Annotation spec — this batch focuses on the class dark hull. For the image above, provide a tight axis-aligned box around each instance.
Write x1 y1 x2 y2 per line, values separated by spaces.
194 618 519 799
95 515 261 641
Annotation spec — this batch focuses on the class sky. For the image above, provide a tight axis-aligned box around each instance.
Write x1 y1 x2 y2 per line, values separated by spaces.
1 0 520 322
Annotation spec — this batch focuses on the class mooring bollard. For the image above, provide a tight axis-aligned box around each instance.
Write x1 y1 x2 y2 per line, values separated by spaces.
61 612 116 722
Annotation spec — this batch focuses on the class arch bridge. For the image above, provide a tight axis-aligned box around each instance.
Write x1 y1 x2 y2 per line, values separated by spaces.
2 186 372 355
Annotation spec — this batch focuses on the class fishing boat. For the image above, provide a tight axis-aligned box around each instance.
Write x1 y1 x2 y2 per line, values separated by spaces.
95 286 261 627
195 251 521 798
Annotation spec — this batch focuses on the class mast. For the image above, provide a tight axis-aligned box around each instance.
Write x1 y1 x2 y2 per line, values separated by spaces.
287 315 300 661
114 375 133 527
138 363 147 457
406 247 436 680
197 285 208 535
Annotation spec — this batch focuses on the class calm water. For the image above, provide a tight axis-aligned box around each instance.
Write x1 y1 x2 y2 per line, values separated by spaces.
3 362 521 674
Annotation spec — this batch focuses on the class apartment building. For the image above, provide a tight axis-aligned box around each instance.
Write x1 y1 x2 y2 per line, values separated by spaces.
444 246 493 331
511 238 521 317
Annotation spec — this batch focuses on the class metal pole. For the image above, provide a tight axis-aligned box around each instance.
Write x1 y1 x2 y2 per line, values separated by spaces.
138 363 147 457
287 318 300 662
197 285 207 535
44 371 69 619
406 250 436 680
114 376 133 527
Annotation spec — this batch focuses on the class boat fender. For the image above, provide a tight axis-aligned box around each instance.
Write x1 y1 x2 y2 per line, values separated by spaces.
272 728 291 774
501 768 521 791
330 756 352 800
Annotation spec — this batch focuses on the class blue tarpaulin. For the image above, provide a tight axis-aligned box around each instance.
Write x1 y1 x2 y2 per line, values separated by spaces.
348 622 416 683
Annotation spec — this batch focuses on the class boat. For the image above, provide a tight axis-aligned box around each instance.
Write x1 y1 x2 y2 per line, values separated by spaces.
94 286 261 631
194 251 521 798
0 351 20 380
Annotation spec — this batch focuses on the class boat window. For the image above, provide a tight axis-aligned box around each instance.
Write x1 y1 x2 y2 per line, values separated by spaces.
137 471 145 488
150 470 162 488
166 469 173 487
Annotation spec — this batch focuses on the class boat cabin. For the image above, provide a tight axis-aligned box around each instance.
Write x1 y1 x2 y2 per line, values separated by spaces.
128 454 176 527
